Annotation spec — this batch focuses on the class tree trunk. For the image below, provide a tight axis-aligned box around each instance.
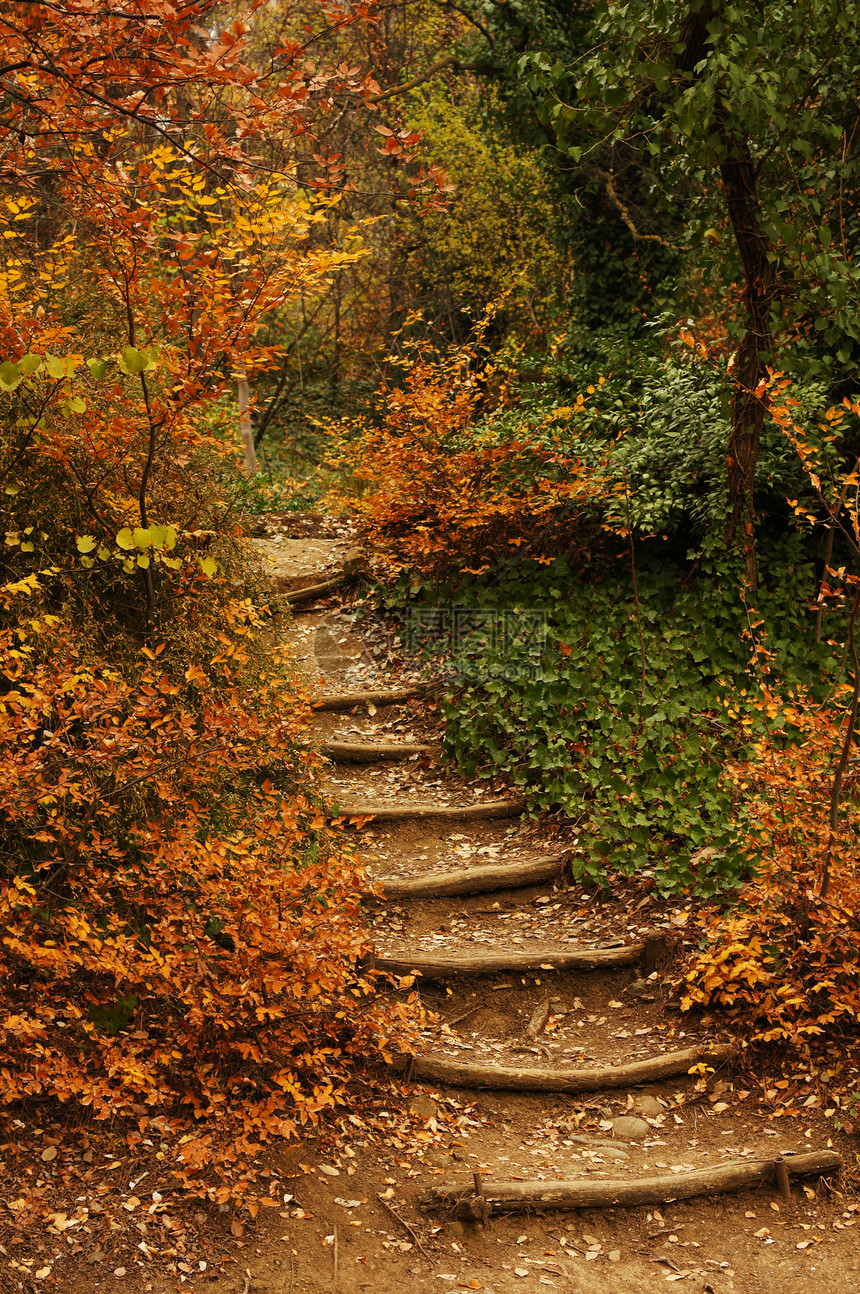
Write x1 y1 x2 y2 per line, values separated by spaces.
719 128 775 589
677 3 775 589
238 371 257 478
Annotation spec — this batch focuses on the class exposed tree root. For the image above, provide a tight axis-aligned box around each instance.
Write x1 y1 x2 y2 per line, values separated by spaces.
375 852 570 899
373 942 643 976
422 1149 842 1215
392 1042 735 1091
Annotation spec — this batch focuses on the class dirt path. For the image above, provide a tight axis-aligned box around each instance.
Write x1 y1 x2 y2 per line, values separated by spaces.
61 516 860 1294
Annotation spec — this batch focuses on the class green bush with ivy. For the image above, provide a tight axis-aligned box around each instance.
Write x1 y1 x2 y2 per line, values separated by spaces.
389 530 836 897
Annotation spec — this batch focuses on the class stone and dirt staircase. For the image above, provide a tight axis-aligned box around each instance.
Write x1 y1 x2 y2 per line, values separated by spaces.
250 516 850 1294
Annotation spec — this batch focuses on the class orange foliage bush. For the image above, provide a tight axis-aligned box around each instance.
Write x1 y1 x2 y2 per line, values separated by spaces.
0 0 426 1210
332 326 604 579
679 686 860 1051
0 575 418 1204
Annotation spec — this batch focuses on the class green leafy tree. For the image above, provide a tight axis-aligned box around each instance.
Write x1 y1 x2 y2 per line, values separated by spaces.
522 0 860 583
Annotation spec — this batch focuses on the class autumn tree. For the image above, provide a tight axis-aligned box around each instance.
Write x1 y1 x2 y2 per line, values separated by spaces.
0 0 427 1209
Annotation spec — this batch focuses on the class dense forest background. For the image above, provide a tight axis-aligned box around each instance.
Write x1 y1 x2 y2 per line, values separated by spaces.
1 0 860 1212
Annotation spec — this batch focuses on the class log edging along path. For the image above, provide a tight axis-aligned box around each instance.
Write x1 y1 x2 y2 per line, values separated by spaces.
331 797 526 823
313 686 427 711
392 1043 735 1093
374 942 643 977
283 574 345 604
374 851 570 900
322 739 441 763
421 1149 843 1215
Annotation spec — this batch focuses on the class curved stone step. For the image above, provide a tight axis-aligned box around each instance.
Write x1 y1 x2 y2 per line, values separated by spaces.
393 1042 735 1092
374 852 570 900
322 739 440 763
331 797 525 823
374 942 643 977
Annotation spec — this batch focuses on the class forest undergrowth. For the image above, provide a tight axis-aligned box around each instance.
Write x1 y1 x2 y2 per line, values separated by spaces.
333 323 860 1074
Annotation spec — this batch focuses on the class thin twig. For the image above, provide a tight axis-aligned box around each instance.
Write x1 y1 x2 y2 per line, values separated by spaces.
376 1193 433 1261
447 1003 483 1027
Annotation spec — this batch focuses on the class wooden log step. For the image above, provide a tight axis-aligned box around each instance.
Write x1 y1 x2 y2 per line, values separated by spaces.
283 575 344 604
374 942 643 977
322 739 440 763
393 1043 735 1092
313 686 426 711
421 1149 842 1216
375 852 570 900
331 796 525 823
